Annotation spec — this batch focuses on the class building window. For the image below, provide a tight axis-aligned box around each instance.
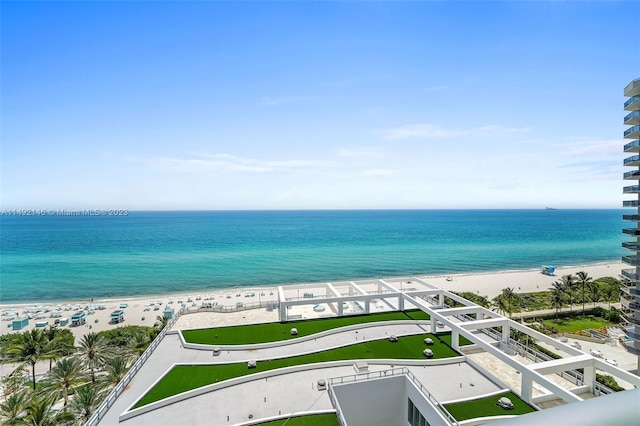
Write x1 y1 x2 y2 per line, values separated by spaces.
408 398 430 426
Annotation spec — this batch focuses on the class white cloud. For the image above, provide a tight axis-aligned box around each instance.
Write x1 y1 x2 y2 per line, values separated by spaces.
133 153 325 174
360 169 394 177
335 147 384 159
380 123 531 140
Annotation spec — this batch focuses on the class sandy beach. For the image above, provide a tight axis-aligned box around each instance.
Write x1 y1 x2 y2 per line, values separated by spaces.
0 261 625 340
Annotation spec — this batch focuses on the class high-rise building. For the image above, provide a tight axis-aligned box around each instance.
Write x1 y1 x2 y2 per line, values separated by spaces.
621 77 640 371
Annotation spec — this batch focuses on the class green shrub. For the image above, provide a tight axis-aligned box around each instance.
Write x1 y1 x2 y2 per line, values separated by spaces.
531 343 561 360
596 374 625 392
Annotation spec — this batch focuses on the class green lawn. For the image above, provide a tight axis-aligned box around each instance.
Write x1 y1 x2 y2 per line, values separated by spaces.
134 332 467 409
253 414 340 426
182 310 431 345
542 316 614 333
444 391 536 421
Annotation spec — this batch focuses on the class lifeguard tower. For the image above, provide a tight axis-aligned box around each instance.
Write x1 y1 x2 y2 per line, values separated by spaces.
542 265 556 276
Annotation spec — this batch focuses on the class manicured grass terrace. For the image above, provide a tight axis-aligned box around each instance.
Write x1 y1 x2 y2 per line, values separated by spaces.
444 391 536 421
133 332 469 409
542 315 614 333
253 413 340 426
182 310 431 345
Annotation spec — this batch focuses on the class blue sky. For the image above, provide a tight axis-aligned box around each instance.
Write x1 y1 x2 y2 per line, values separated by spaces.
2 1 637 210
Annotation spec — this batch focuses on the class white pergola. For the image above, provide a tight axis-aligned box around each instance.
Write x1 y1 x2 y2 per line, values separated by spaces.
277 277 640 405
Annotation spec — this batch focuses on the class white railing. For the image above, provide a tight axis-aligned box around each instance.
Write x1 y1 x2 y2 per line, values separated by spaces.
84 309 183 426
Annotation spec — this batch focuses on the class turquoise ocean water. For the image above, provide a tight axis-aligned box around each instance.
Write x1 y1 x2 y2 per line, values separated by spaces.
0 210 625 303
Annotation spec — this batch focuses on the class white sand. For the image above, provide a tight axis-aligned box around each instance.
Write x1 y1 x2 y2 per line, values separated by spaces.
0 262 624 339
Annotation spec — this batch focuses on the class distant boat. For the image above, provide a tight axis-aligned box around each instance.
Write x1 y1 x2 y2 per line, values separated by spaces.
545 207 557 210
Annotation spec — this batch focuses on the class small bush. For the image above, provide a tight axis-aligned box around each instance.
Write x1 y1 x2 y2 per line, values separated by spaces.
596 374 625 392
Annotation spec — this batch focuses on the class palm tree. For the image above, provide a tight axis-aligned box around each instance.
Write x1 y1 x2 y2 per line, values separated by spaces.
21 395 75 426
154 315 169 331
42 327 75 371
560 274 577 313
5 329 52 390
101 355 131 387
128 333 150 357
501 287 516 319
77 332 111 383
603 282 621 316
68 383 105 424
41 357 87 407
550 287 565 321
0 390 30 425
491 295 507 316
575 271 592 317
589 281 602 309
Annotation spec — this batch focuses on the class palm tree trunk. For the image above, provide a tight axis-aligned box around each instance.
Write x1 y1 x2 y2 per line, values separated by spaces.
31 362 37 390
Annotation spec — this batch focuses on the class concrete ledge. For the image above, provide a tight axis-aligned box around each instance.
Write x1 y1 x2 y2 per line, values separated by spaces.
235 409 337 426
459 415 517 425
119 357 465 421
564 333 605 344
179 320 431 351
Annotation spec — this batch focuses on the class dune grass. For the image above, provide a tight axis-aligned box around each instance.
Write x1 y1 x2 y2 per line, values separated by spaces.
253 413 340 426
134 332 468 409
182 309 431 345
444 391 536 421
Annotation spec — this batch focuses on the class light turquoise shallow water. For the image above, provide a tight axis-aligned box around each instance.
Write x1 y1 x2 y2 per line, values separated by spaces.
0 210 625 303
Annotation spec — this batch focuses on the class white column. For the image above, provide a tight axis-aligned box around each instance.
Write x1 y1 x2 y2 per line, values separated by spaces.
502 324 510 344
583 364 595 392
430 317 437 333
521 373 533 403
280 303 288 322
365 299 370 314
398 295 404 311
451 330 460 350
338 301 344 317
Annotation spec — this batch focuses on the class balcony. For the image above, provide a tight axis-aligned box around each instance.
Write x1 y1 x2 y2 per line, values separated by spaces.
625 78 640 98
623 241 640 250
625 111 640 126
624 170 640 180
621 285 640 297
625 125 640 139
623 214 640 221
621 298 640 312
621 269 640 281
623 185 640 194
623 255 640 266
623 200 640 208
624 140 640 152
624 95 640 110
623 155 640 166
623 326 640 341
620 310 640 326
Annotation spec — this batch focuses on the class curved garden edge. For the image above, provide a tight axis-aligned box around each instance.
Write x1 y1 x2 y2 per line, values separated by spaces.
233 409 338 426
119 356 466 421
178 319 432 351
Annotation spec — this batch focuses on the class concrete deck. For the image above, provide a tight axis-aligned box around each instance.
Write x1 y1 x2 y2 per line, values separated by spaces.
98 322 500 425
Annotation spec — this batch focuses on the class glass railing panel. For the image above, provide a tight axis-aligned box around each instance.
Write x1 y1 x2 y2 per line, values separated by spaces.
624 126 640 137
624 170 640 179
625 111 640 123
623 201 640 207
624 155 640 164
625 95 640 108
622 214 640 221
623 186 640 193
624 140 640 151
